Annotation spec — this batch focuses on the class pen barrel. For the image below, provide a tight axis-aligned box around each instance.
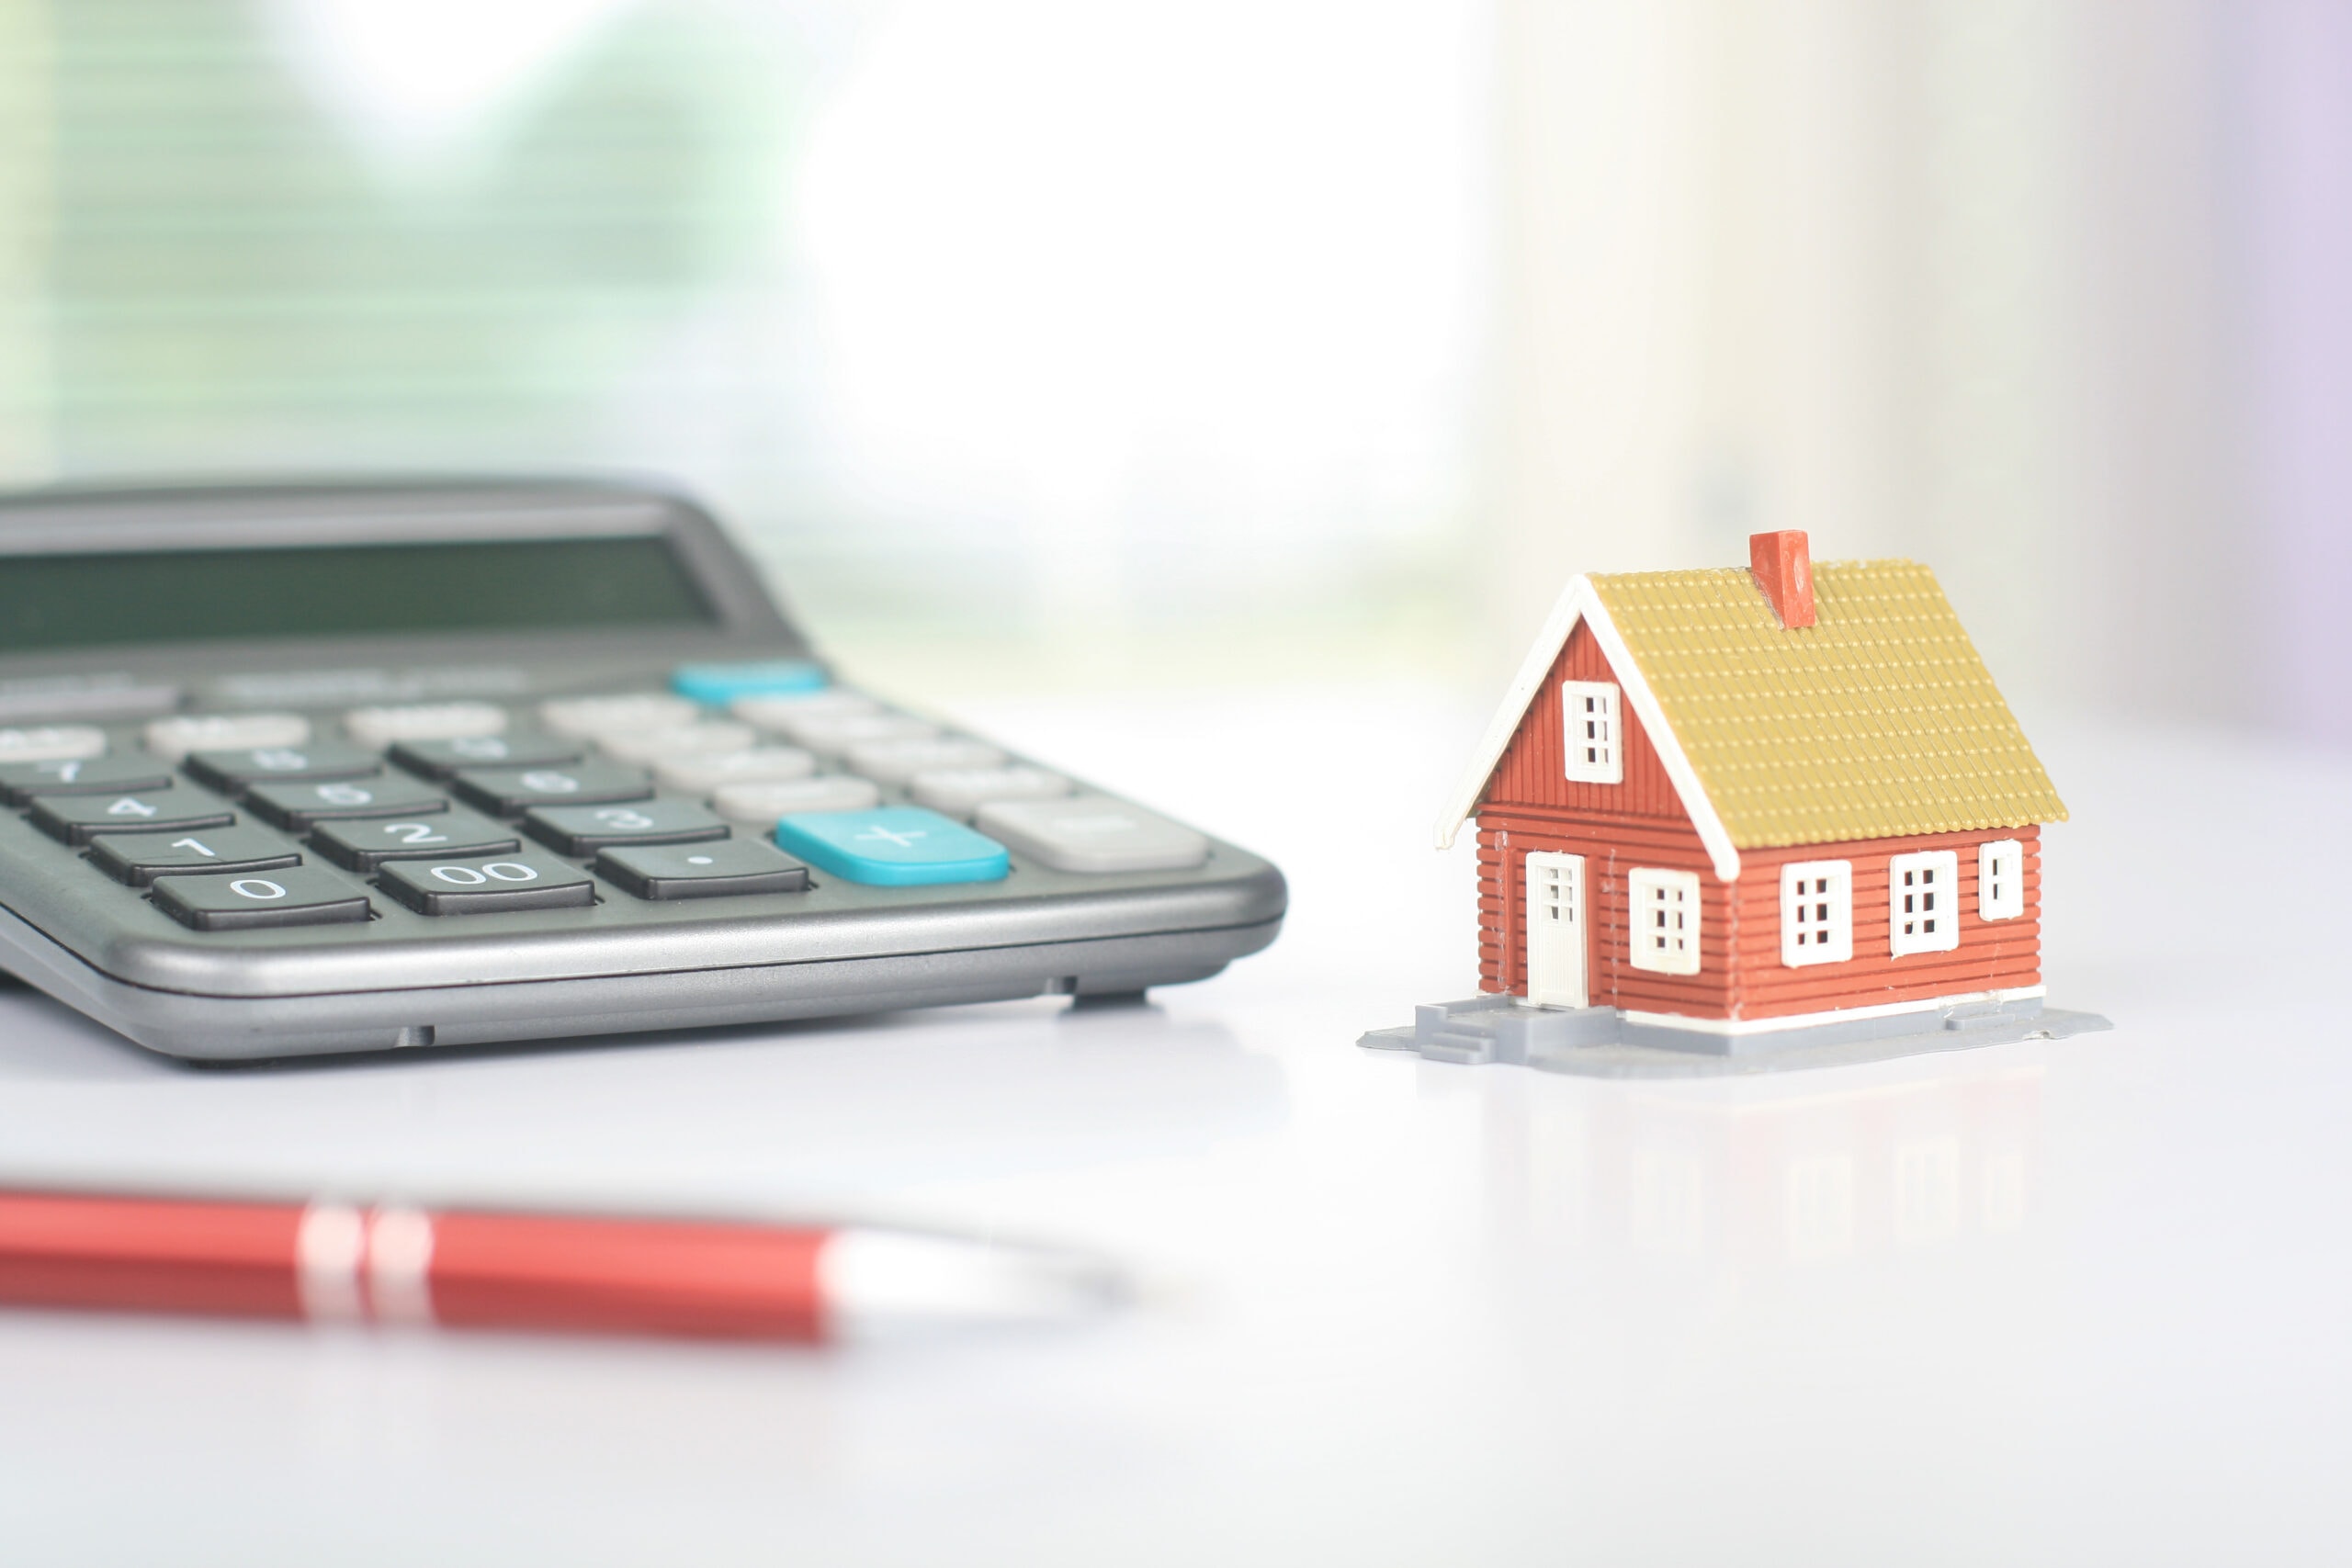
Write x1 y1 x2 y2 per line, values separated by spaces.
0 1192 305 1321
424 1211 828 1341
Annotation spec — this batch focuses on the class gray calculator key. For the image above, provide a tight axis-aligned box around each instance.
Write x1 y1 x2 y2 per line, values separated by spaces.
709 775 880 827
390 733 582 778
974 795 1211 874
0 754 174 807
908 766 1071 819
523 800 728 856
450 761 652 817
89 826 301 887
0 726 107 764
311 809 519 871
151 866 371 931
246 778 449 831
594 840 810 900
377 852 596 916
843 737 1007 784
31 793 235 847
185 742 381 793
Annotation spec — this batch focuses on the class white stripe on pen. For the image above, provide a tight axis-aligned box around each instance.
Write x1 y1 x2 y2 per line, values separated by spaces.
296 1202 438 1326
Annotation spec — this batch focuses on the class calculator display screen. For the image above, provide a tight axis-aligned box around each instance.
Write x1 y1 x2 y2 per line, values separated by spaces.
0 536 718 651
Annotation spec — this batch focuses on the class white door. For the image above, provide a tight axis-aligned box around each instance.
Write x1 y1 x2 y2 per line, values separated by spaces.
1523 852 1587 1009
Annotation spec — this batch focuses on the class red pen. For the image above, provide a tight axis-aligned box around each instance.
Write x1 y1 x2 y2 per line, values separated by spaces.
0 1190 1121 1343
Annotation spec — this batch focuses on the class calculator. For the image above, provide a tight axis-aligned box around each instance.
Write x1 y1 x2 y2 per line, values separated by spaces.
0 479 1285 1061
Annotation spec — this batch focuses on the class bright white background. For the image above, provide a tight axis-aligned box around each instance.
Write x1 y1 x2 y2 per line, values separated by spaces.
0 685 2344 1565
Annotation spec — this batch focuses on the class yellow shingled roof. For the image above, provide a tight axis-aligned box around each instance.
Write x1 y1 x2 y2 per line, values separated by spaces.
1586 559 2064 849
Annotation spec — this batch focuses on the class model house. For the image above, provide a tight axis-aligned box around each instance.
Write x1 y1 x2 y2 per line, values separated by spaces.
1422 530 2071 1056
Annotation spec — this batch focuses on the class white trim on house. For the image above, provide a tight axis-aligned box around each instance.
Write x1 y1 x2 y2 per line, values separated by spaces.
1433 576 1744 883
1621 985 2046 1037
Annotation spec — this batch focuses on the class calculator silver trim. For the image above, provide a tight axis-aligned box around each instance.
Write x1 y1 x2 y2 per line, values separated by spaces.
0 478 1289 1060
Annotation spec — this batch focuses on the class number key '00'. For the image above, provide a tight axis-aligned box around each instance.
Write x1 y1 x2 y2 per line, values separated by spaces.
377 852 594 916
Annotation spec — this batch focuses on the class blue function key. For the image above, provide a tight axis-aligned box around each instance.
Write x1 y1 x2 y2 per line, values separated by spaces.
772 807 1010 887
669 660 828 707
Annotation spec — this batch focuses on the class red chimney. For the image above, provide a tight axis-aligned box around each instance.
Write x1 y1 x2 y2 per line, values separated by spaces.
1749 530 1815 629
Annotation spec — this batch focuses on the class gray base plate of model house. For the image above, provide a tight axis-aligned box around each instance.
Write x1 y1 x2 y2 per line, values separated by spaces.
1357 995 2114 1079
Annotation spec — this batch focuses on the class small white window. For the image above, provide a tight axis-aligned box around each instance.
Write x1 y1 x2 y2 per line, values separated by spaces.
1978 840 2024 921
1561 681 1622 784
1888 850 1961 956
1627 867 1701 975
1779 860 1853 966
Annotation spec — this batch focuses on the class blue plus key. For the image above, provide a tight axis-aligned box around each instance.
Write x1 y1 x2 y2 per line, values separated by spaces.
670 660 828 706
773 807 1009 886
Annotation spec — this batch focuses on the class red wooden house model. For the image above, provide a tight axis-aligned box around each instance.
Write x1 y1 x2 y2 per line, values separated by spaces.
1390 530 2098 1066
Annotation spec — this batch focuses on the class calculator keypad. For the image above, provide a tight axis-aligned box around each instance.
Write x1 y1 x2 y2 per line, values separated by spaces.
842 736 1006 785
185 742 381 793
144 712 309 761
710 775 880 827
343 701 507 748
450 761 653 817
32 794 236 847
0 754 174 807
0 726 107 763
975 795 1209 874
597 720 756 765
594 840 810 900
538 693 698 740
310 808 521 872
390 733 582 778
651 746 814 794
88 826 302 887
773 807 1010 887
907 766 1071 820
522 800 728 856
152 866 372 931
377 852 596 916
244 778 450 831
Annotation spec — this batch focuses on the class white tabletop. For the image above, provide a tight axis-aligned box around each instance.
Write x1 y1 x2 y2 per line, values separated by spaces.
2 684 2345 1566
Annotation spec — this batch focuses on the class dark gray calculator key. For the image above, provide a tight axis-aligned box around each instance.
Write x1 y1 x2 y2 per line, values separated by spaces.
0 754 174 807
311 808 520 872
523 800 729 856
450 761 652 818
185 742 382 794
390 733 583 779
151 866 371 931
245 778 449 831
376 852 596 916
594 840 810 900
89 826 301 887
30 794 235 847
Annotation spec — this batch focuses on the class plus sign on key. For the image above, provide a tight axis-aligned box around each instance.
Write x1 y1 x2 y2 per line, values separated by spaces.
771 806 1010 886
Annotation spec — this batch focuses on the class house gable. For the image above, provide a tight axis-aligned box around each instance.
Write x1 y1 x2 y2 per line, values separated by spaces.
1420 576 1740 884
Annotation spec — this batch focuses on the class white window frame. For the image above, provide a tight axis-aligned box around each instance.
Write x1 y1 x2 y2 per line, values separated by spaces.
1779 859 1853 966
1561 681 1623 784
1626 866 1702 975
1978 839 2024 921
1888 850 1961 956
